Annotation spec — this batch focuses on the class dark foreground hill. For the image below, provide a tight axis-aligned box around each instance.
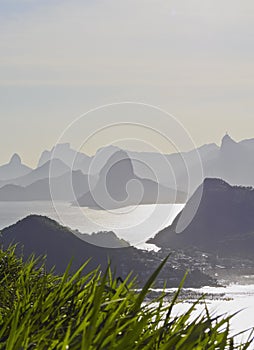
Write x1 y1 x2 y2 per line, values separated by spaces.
0 215 215 287
149 178 254 259
73 229 130 248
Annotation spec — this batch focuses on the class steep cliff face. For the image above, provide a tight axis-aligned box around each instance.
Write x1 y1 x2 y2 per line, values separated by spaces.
76 149 186 209
149 178 254 258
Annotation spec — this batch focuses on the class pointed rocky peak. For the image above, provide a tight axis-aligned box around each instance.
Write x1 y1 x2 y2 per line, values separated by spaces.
220 133 237 149
100 148 132 169
90 146 123 174
98 148 134 182
9 153 22 165
107 148 130 163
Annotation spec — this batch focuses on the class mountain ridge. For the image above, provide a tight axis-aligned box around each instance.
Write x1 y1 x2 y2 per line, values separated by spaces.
0 154 32 181
75 149 186 209
3 135 254 205
148 178 254 259
0 214 215 287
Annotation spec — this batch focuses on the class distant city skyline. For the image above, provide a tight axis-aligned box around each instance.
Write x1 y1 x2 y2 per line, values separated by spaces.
1 0 254 166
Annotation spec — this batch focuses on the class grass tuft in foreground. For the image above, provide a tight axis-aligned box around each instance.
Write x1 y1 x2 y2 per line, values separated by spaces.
0 246 253 349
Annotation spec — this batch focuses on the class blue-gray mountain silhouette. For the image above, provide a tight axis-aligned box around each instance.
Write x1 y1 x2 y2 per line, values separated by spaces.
127 134 254 193
38 143 91 173
0 159 70 187
2 135 254 205
202 134 254 187
148 178 254 259
0 170 91 201
0 154 32 181
75 149 186 209
126 143 218 193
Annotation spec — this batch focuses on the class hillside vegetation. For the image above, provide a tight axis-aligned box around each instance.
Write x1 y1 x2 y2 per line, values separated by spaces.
0 246 252 349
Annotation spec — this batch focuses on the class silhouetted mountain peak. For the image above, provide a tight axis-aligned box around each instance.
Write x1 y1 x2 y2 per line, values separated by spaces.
107 149 131 164
220 133 237 149
90 147 131 177
148 178 254 258
0 154 32 181
37 143 90 171
10 153 22 165
203 177 231 192
10 214 67 232
5 215 129 249
100 149 133 178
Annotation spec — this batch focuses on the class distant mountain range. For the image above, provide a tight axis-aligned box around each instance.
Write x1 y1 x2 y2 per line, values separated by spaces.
0 215 215 287
148 178 254 259
0 145 187 207
38 143 91 173
0 159 70 187
2 135 254 207
126 134 254 192
0 171 91 201
202 134 254 187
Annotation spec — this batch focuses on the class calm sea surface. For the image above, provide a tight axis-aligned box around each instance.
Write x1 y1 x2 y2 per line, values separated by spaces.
172 284 254 348
0 201 184 246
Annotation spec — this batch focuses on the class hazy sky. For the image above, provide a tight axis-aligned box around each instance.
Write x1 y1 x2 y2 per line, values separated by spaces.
0 0 254 166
